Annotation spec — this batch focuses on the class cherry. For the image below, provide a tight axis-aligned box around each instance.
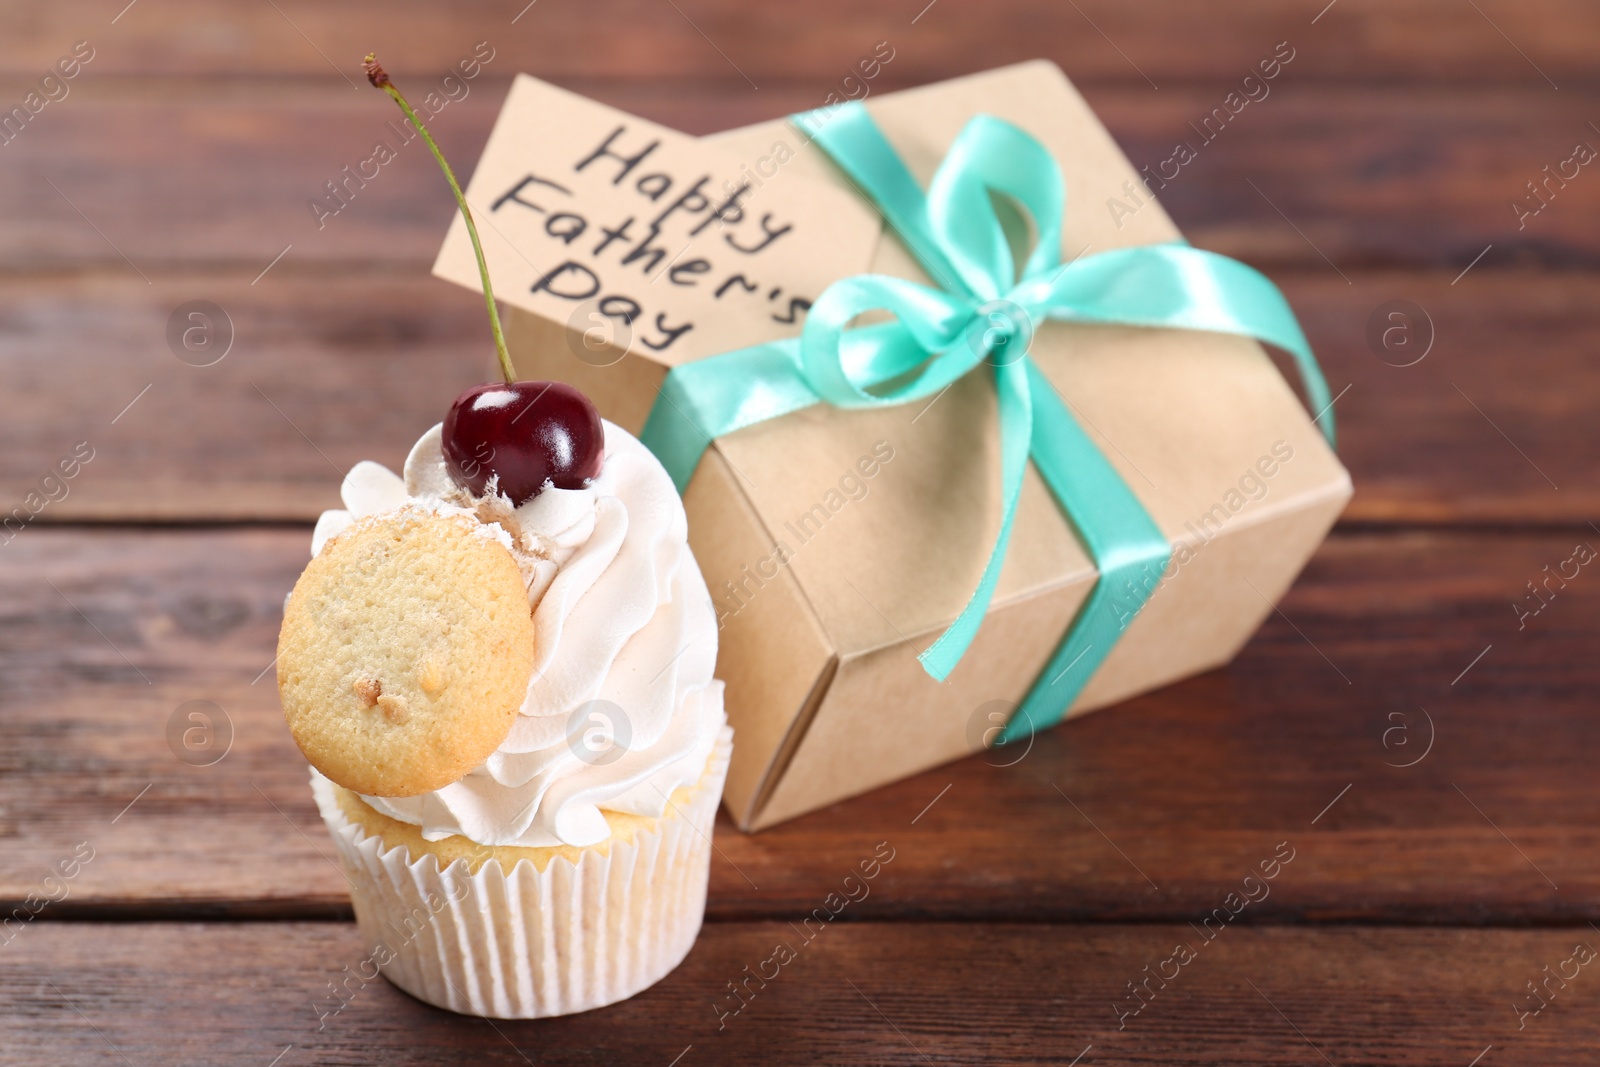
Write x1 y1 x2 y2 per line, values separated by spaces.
364 54 606 506
442 381 604 504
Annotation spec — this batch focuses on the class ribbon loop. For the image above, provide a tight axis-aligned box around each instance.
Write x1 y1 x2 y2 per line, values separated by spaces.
927 114 1067 298
799 276 976 408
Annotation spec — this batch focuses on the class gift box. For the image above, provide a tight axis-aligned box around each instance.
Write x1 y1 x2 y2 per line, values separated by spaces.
434 61 1352 831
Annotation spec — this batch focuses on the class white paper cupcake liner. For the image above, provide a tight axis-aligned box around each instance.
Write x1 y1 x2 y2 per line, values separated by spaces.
311 727 732 1019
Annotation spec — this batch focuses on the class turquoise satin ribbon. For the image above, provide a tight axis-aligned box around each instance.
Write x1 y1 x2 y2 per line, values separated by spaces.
642 101 1333 745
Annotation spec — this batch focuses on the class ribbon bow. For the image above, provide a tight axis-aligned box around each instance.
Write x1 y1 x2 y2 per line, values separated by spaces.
642 102 1333 744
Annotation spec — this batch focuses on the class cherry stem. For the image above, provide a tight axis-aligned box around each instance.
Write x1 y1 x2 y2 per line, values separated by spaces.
364 53 514 385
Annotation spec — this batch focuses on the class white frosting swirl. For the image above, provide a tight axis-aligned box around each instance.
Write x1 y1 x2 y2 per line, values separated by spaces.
310 419 725 848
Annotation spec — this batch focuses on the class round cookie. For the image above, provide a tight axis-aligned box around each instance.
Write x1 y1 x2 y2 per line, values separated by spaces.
278 506 534 797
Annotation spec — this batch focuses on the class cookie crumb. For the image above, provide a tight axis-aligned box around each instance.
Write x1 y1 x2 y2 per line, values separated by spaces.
417 657 446 693
376 693 410 724
352 677 382 707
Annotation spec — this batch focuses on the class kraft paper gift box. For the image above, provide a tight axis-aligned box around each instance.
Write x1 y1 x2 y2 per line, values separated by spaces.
434 61 1353 831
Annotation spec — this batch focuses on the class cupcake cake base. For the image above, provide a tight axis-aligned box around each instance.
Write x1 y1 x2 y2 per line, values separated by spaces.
311 727 732 1019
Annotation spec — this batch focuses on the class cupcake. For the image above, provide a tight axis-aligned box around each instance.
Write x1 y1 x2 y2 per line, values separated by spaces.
282 411 730 1018
275 56 731 1019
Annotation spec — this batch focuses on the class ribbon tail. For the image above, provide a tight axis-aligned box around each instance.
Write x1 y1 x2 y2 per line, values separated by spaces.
1041 243 1337 448
1167 247 1335 449
998 359 1171 744
917 355 1033 682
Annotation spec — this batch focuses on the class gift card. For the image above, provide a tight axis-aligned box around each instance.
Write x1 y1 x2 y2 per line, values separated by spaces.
433 74 883 365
